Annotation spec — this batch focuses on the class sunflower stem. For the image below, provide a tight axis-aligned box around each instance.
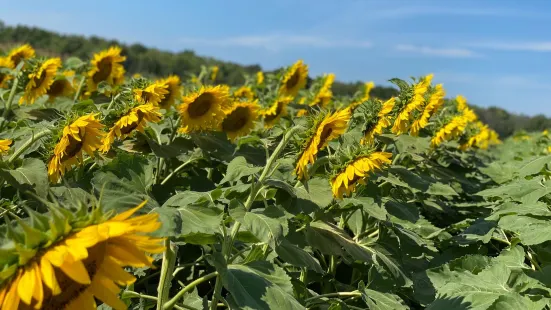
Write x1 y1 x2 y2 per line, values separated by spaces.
157 239 177 310
161 158 199 185
209 125 300 310
0 63 23 131
164 271 218 310
73 76 86 102
7 129 51 165
304 291 362 303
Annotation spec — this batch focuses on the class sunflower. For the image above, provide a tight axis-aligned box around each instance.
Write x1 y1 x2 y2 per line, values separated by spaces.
47 71 76 102
221 101 260 142
233 86 255 100
156 75 182 109
6 44 35 68
100 104 162 153
48 113 105 183
86 46 126 93
257 71 265 85
177 85 231 133
0 139 12 153
391 74 433 135
210 65 219 81
295 108 352 180
310 74 335 108
410 84 445 136
349 81 375 111
431 115 468 147
279 60 308 97
262 96 293 128
297 109 309 117
134 81 169 106
361 97 395 145
19 58 62 105
0 200 164 310
0 57 14 88
331 152 392 199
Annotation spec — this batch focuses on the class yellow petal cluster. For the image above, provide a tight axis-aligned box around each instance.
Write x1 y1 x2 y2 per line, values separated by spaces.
86 46 126 93
430 115 468 147
262 96 293 128
178 85 232 133
19 58 62 105
279 60 308 98
0 139 12 153
391 74 433 135
361 98 395 145
134 81 169 105
156 75 182 109
410 84 446 136
221 101 260 142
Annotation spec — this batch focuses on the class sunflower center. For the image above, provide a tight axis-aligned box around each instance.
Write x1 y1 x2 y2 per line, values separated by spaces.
120 110 145 135
47 80 66 97
285 71 300 90
188 93 214 118
42 242 107 310
33 70 47 88
222 107 250 132
92 57 113 84
60 134 84 162
317 126 333 149
11 53 24 67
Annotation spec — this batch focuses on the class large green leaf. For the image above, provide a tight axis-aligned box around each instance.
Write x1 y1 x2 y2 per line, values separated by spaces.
517 154 551 178
220 156 262 184
240 208 289 249
0 158 48 197
361 288 409 310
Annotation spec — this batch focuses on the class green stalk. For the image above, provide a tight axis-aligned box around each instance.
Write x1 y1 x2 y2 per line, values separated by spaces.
305 291 362 303
0 65 22 131
7 129 52 164
157 239 177 310
73 76 86 102
161 158 199 185
209 126 300 310
164 271 218 310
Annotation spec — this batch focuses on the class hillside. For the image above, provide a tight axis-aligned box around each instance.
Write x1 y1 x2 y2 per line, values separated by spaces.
0 20 549 137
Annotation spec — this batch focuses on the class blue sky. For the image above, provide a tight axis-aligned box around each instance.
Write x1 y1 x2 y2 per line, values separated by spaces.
1 0 551 115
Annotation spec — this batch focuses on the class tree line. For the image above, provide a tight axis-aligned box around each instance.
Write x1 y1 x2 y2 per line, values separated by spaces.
0 20 547 137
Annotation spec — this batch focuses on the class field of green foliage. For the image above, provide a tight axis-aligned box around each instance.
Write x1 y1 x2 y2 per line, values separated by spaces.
2 44 551 310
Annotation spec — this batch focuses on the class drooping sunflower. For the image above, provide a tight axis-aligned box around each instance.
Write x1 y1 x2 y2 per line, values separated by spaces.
455 95 478 122
0 200 164 310
295 108 352 180
6 44 35 68
134 81 169 106
100 104 162 153
47 71 76 102
156 75 182 109
233 86 255 100
349 81 375 111
391 74 433 135
256 71 265 85
48 113 105 183
19 58 62 105
410 84 446 136
310 73 335 108
0 57 14 88
430 115 468 147
279 60 308 98
361 97 396 145
177 85 231 133
261 96 293 128
0 139 12 153
221 101 260 142
86 46 126 93
331 152 392 199
210 65 219 81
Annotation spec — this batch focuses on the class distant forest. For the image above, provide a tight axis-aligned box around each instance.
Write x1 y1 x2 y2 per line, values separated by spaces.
0 20 549 138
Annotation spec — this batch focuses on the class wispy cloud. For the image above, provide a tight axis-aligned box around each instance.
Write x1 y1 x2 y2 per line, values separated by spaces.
468 41 551 52
395 44 480 58
368 5 542 20
178 35 372 51
435 72 551 90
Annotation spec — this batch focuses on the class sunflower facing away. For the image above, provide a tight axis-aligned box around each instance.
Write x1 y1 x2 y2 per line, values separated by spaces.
177 85 231 133
133 81 169 106
221 101 260 142
262 96 293 128
431 115 469 147
0 200 164 310
279 60 308 98
0 139 12 153
456 95 478 123
156 75 182 109
233 86 255 101
410 84 446 136
361 97 396 145
256 71 265 85
349 81 375 111
47 71 76 102
86 46 126 94
391 74 433 135
6 44 35 68
0 57 14 88
48 114 105 183
295 108 352 180
100 104 162 153
210 65 219 81
331 152 392 199
310 73 335 108
19 58 62 105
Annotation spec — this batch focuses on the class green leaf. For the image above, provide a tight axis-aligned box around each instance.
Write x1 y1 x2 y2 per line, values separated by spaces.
275 239 323 273
150 206 182 237
341 197 387 221
0 158 48 197
177 205 224 236
361 288 409 310
517 154 551 178
300 177 333 208
241 209 289 249
146 136 195 158
220 156 262 184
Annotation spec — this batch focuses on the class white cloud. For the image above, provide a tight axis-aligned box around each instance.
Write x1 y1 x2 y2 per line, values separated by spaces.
179 35 372 51
468 42 551 52
395 44 480 58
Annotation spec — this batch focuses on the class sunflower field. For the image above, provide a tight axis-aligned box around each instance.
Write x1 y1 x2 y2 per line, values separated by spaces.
2 43 551 310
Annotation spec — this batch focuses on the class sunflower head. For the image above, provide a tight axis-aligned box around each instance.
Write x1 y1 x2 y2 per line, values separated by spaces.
156 75 182 109
221 101 260 142
86 46 126 94
261 96 294 128
279 60 308 98
233 86 255 101
18 57 62 105
47 72 76 102
310 74 335 108
7 44 35 68
0 199 164 310
0 57 14 88
0 139 13 153
133 80 169 106
256 71 265 85
210 65 219 81
177 84 231 133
